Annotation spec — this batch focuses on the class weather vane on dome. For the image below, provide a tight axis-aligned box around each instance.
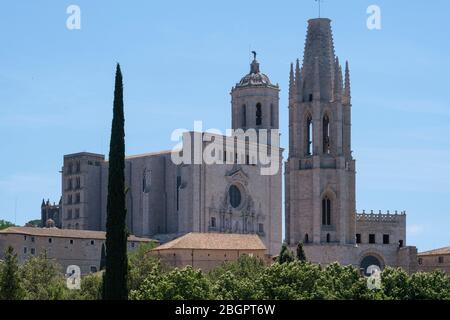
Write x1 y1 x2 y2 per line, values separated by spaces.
315 0 323 18
251 51 257 61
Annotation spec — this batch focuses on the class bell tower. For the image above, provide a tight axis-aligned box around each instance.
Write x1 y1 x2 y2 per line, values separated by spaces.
285 18 355 246
231 52 279 143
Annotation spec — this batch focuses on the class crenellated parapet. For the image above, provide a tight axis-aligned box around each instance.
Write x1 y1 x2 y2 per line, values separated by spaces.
356 210 406 223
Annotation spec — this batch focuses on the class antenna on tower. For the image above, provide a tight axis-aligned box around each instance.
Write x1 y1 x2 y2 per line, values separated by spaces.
14 197 17 226
315 0 324 18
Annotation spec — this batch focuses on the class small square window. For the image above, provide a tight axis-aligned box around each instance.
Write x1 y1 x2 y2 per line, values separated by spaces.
383 234 390 244
90 266 98 273
48 238 52 244
31 237 35 243
90 240 95 245
131 242 135 248
438 256 444 264
356 234 361 244
31 248 36 255
70 239 74 245
418 258 423 265
24 235 27 241
369 234 376 244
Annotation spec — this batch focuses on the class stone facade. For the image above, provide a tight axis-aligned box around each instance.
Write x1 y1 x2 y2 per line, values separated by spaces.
0 227 155 275
41 198 62 228
58 58 283 256
418 247 450 275
40 16 419 272
285 18 417 273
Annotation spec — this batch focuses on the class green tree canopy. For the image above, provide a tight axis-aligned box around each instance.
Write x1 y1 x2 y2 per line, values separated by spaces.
0 246 23 300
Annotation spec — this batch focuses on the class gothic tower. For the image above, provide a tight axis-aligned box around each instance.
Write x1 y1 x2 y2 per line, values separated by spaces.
231 53 279 143
285 18 355 246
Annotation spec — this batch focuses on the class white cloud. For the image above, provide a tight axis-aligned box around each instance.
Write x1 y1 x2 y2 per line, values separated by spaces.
407 224 425 237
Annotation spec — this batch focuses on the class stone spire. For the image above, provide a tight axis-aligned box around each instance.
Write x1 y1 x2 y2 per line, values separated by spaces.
343 60 351 105
295 59 302 97
301 18 336 102
334 57 343 101
289 62 295 101
313 57 321 101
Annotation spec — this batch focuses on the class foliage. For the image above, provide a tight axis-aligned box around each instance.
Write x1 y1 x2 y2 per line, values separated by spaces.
128 241 159 292
278 242 295 264
26 219 42 227
20 252 69 300
0 246 23 300
296 242 307 262
0 220 15 230
2 243 450 300
255 261 323 299
73 273 104 300
315 263 370 300
131 266 212 300
100 243 106 271
104 63 128 300
209 255 265 300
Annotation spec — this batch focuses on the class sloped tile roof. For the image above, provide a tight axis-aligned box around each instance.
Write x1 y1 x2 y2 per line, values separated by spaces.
152 232 266 251
418 246 450 256
0 227 155 242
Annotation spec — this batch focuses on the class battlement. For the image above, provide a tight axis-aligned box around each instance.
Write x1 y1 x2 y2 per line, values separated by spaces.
356 210 406 223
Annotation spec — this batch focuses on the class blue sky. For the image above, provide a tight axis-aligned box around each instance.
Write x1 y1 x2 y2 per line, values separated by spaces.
0 0 449 252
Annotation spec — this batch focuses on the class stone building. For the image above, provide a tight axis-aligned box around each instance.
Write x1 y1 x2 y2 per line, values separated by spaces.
41 16 419 273
284 18 417 274
149 232 267 271
417 247 450 275
58 57 283 256
41 198 62 228
0 226 155 275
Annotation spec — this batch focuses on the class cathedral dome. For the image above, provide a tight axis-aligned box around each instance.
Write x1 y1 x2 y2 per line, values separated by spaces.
235 55 278 89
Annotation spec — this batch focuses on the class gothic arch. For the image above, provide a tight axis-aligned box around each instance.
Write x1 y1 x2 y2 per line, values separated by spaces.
320 187 337 227
303 110 314 156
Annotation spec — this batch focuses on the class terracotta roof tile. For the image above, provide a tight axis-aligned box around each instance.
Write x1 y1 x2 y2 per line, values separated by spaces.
418 246 450 256
0 227 155 242
152 232 266 251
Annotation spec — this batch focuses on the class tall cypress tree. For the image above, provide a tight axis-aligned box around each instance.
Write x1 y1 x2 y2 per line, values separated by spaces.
100 243 106 271
103 64 128 300
296 241 307 262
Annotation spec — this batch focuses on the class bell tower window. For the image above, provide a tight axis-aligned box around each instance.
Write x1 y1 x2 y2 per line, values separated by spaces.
322 196 331 226
323 114 330 154
306 114 313 155
256 103 262 126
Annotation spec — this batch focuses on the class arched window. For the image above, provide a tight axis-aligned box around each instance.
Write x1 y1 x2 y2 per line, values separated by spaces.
323 114 330 154
242 104 246 127
256 103 262 126
322 196 331 226
306 114 313 155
